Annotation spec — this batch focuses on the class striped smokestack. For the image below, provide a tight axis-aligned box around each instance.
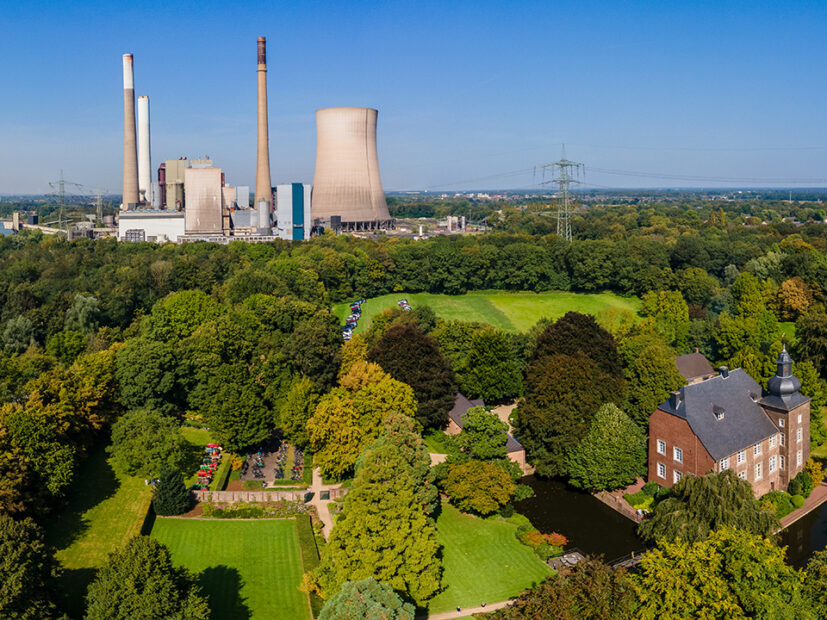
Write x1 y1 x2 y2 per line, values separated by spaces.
122 54 139 210
254 36 272 209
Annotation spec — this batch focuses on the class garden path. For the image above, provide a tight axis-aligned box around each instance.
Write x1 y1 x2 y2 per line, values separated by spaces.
308 468 343 540
423 599 512 619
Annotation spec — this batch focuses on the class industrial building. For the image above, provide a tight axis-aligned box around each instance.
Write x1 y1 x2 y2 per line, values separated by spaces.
311 107 393 231
275 183 312 240
117 38 393 244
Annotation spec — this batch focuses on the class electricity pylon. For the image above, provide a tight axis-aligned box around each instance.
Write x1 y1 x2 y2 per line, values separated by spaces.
535 145 584 241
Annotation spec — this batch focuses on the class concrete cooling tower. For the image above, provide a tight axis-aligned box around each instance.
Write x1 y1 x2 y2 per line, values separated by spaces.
311 107 392 231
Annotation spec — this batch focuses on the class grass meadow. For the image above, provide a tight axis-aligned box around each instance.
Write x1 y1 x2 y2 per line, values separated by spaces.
334 290 641 333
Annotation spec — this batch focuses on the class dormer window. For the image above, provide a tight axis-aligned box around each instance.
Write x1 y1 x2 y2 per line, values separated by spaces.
779 418 785 428
713 405 725 421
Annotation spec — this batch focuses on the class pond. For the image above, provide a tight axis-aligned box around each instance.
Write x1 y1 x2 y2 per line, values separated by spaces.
780 502 827 568
515 475 645 562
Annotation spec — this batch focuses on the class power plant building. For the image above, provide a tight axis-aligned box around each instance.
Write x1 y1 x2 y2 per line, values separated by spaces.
118 211 185 243
276 183 312 241
311 107 392 231
164 159 188 209
184 164 223 234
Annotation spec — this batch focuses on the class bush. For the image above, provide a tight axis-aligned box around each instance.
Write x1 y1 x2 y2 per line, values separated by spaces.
795 470 814 499
789 478 803 496
642 481 659 496
201 500 309 519
548 532 568 547
759 491 794 519
806 458 824 486
499 504 515 518
624 491 654 511
152 467 191 516
209 456 231 491
792 494 806 509
654 485 672 501
514 484 535 502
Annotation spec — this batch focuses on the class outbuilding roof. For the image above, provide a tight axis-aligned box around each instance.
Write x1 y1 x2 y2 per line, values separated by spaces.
658 368 779 461
675 349 715 382
449 392 524 455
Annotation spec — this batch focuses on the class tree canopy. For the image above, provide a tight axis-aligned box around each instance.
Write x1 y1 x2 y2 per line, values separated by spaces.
319 578 414 620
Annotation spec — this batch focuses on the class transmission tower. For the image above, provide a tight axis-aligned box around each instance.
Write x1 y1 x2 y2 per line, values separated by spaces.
535 145 584 242
58 170 66 230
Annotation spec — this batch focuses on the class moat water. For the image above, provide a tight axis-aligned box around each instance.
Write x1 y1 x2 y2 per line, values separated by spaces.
515 475 645 562
780 502 827 567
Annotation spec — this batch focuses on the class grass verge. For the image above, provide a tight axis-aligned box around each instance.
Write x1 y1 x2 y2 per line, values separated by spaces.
296 514 324 617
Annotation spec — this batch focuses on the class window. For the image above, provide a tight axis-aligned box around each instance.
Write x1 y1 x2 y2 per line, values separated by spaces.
737 450 746 464
720 457 730 470
798 413 803 424
657 463 666 479
780 455 785 470
754 443 762 456
769 455 777 473
797 428 802 443
755 462 762 479
769 435 776 448
673 470 682 484
781 433 785 446
797 450 803 467
674 447 683 463
779 417 785 428
738 470 747 480
657 440 666 456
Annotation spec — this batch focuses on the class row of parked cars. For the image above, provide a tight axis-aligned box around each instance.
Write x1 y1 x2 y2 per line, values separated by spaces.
342 299 365 341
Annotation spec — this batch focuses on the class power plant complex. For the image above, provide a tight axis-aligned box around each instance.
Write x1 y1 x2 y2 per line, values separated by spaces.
118 37 393 243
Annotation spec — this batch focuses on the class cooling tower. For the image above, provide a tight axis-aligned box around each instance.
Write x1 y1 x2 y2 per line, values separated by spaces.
311 107 391 228
137 96 151 203
122 54 139 210
254 36 272 208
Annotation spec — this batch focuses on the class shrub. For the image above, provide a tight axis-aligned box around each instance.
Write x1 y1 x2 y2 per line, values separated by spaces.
642 481 659 496
795 470 814 499
201 500 309 519
514 484 535 502
524 530 547 546
654 485 672 501
548 532 568 547
152 467 191 516
789 478 803 496
792 494 806 509
624 491 654 511
806 458 824 486
759 491 794 519
499 504 515 518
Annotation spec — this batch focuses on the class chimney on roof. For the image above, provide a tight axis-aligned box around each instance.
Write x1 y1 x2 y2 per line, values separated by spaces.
669 390 682 409
719 366 729 378
694 347 700 353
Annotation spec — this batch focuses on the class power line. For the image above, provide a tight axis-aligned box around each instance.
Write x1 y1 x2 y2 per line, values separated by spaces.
535 145 584 242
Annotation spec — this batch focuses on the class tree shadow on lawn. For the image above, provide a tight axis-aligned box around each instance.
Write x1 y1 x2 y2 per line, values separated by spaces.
199 565 251 620
45 444 120 552
53 566 97 619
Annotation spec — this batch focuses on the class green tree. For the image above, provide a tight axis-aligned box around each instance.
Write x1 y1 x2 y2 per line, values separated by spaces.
490 557 636 620
641 290 690 351
797 359 827 447
143 290 221 342
308 389 365 479
515 352 623 476
623 342 685 425
531 311 623 378
319 578 414 620
804 549 827 618
633 527 815 620
456 326 523 402
442 459 515 515
797 308 827 378
108 409 189 478
279 376 319 449
2 316 34 354
286 312 342 390
116 337 180 414
314 444 442 604
676 267 719 308
0 514 58 619
152 466 191 516
45 330 87 366
638 470 778 544
86 536 209 620
368 324 455 429
566 403 647 491
455 406 509 460
64 293 100 334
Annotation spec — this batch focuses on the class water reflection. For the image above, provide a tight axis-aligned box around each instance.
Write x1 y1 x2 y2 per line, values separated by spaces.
780 502 827 568
515 475 645 562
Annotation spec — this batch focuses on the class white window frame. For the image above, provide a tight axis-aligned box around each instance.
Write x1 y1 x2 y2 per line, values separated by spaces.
797 450 803 467
720 457 730 470
737 450 746 464
656 440 666 456
779 417 785 428
738 470 747 480
798 413 802 425
755 462 762 480
657 463 666 479
780 455 785 470
797 428 802 443
673 470 682 484
769 435 776 449
674 447 683 464
754 442 762 456
781 433 785 446
769 455 777 473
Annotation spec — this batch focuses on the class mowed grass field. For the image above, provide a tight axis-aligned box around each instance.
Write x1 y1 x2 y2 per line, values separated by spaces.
151 518 311 620
334 290 641 333
428 504 553 613
46 446 152 617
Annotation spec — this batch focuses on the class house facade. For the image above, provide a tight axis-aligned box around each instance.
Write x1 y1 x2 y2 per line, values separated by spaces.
648 349 809 497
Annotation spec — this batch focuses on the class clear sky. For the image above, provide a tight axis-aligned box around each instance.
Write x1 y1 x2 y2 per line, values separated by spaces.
1 0 826 194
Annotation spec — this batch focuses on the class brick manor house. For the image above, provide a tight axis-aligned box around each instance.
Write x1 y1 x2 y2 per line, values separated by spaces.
648 348 810 497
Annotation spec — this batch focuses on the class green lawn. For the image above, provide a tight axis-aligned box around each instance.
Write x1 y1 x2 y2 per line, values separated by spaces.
151 518 311 620
427 504 553 613
334 290 640 333
45 446 152 618
182 426 215 487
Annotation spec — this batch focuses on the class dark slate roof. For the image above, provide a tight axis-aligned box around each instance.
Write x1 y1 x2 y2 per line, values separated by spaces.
658 369 779 461
675 350 714 381
449 392 524 454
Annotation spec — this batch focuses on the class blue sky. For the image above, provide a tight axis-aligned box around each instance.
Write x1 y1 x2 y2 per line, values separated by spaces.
1 0 826 194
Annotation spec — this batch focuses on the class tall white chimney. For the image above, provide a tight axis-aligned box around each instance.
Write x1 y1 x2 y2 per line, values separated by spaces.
122 54 139 209
137 96 151 203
